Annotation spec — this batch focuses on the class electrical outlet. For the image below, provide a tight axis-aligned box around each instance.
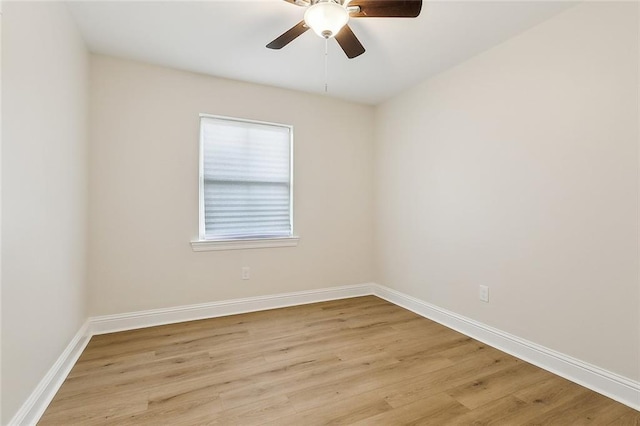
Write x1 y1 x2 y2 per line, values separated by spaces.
242 267 250 280
479 285 489 303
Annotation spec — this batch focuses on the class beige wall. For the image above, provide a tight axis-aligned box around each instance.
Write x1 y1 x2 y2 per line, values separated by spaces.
1 2 89 422
88 55 375 316
374 2 639 380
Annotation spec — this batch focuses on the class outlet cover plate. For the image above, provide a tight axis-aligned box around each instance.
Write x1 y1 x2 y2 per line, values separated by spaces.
479 285 489 302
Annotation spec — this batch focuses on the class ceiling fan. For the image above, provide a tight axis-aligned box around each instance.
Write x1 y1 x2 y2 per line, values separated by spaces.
266 0 423 59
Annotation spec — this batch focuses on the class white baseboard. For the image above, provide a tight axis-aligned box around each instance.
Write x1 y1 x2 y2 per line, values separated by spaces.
372 284 640 411
89 283 374 335
9 321 92 426
12 282 639 425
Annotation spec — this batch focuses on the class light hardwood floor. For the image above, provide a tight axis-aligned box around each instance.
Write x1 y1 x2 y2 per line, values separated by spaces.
40 296 639 425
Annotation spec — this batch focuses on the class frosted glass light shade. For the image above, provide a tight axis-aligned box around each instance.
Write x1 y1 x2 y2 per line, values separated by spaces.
304 1 349 39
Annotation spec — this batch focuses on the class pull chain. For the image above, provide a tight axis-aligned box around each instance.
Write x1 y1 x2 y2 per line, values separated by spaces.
324 38 328 93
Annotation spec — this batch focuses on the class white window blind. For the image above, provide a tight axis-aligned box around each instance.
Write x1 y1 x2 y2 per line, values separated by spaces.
199 115 293 241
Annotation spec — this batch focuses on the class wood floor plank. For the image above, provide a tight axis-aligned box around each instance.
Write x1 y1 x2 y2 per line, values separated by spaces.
526 390 638 425
269 392 394 426
447 394 564 425
224 349 401 412
446 362 551 409
350 392 469 425
39 296 640 425
609 410 640 425
513 375 593 407
38 389 149 426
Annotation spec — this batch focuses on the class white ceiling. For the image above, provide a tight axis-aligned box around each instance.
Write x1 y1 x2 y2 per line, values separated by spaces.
67 1 576 105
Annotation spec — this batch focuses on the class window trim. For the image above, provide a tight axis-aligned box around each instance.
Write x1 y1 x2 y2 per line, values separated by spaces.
191 236 300 252
193 113 298 251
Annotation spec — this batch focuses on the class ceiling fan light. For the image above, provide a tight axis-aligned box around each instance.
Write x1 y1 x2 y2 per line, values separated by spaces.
304 1 349 39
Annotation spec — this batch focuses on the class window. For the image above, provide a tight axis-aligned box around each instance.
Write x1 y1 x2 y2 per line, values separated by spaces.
192 114 298 251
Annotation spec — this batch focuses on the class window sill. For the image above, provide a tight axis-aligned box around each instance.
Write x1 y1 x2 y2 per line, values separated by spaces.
190 236 300 252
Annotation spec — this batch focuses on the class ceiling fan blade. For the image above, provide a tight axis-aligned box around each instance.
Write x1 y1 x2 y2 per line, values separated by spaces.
349 0 422 18
266 21 309 50
334 25 365 59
